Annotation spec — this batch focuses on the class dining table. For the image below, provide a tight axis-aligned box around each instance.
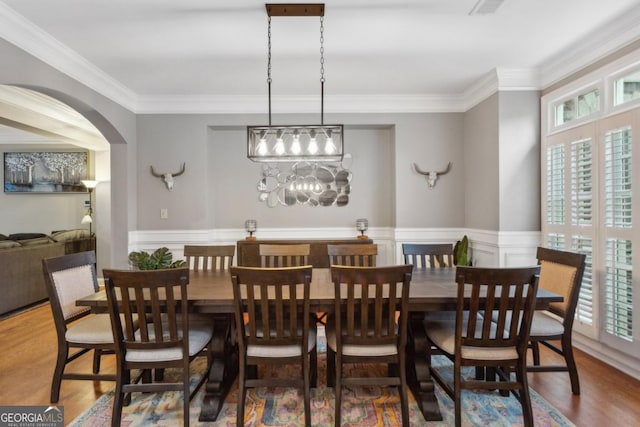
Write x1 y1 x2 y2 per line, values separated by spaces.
76 266 562 422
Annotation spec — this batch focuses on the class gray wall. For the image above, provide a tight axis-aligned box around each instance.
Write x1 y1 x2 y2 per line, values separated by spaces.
135 112 466 230
464 94 500 230
498 91 541 231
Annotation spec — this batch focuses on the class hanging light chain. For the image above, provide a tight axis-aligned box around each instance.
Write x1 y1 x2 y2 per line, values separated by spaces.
319 16 325 84
267 15 272 125
320 15 325 124
268 16 273 84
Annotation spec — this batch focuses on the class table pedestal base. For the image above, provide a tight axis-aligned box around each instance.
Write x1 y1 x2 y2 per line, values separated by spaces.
199 315 238 422
407 313 443 421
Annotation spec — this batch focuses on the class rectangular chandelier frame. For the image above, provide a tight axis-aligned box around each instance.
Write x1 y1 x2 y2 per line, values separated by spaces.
247 124 343 162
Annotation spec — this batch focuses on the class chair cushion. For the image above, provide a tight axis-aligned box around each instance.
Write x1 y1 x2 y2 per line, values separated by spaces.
425 320 518 361
529 311 565 337
246 327 317 358
65 314 114 344
325 316 398 357
491 310 565 337
126 319 214 362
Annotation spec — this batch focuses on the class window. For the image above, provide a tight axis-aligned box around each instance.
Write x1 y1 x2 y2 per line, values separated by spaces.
553 88 600 128
543 52 640 360
614 70 640 106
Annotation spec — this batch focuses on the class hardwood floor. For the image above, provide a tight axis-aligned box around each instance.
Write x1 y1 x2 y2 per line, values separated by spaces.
2 303 640 425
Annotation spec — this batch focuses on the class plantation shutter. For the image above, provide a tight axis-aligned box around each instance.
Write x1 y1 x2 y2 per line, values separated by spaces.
571 139 592 226
601 121 636 350
543 124 596 338
572 236 593 325
546 145 565 226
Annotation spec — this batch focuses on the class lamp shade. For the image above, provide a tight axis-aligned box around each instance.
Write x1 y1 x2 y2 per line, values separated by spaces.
81 180 99 189
81 214 93 224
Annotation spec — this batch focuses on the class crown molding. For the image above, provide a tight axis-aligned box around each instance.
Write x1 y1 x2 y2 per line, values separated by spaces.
0 2 137 112
539 3 640 89
134 93 467 114
463 67 541 110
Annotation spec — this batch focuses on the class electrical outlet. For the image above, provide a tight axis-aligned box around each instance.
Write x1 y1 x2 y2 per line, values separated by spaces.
160 208 168 219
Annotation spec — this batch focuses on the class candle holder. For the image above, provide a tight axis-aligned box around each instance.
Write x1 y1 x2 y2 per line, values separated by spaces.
356 218 368 239
245 219 257 241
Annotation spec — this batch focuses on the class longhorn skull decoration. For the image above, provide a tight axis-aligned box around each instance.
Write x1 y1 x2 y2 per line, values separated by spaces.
150 163 186 191
413 162 452 189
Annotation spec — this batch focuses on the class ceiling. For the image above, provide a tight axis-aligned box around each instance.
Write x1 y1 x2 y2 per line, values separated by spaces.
1 0 640 116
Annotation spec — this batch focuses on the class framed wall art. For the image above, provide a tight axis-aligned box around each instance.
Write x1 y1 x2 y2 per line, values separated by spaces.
3 151 89 193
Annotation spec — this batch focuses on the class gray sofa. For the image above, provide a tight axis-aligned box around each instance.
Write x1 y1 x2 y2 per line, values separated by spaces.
0 231 95 316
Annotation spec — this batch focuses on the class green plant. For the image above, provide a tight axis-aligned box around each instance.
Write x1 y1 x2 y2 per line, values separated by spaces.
454 235 471 266
128 247 186 270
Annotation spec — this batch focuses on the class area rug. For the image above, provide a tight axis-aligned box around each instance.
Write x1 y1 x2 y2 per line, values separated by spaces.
70 342 575 427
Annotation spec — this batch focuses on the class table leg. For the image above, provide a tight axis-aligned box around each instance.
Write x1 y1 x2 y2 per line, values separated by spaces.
199 314 238 422
406 313 443 421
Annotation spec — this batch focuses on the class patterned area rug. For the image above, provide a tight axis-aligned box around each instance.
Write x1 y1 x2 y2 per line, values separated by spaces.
70 341 575 427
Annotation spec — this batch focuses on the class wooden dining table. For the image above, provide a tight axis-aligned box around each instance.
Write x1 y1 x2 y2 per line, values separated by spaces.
76 267 561 422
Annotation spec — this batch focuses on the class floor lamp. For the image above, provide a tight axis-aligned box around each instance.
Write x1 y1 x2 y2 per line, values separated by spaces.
81 180 98 253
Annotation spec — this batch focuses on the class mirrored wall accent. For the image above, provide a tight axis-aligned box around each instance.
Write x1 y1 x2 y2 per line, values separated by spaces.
257 154 353 207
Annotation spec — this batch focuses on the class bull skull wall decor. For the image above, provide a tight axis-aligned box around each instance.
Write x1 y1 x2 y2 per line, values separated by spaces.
150 163 186 191
413 162 452 189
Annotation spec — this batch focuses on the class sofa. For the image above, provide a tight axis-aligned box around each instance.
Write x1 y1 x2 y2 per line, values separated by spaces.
0 230 95 316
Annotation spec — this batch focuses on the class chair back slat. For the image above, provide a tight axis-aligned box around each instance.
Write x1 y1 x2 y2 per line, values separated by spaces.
103 268 190 355
231 266 312 350
328 244 377 267
184 245 235 272
456 266 539 353
402 243 453 269
331 265 412 347
259 244 310 267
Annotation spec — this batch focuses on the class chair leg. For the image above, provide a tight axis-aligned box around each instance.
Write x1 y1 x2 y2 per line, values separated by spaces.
50 343 68 403
531 340 540 365
327 346 335 388
334 356 341 427
183 362 190 427
93 349 101 374
303 352 311 426
516 361 534 427
562 335 580 395
237 360 246 427
310 346 317 389
111 367 125 427
398 355 410 426
454 362 462 427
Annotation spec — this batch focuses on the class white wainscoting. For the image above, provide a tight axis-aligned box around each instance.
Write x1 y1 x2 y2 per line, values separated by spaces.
129 227 541 267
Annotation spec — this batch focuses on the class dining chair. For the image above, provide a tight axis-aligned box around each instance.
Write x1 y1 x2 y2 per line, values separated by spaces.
42 250 116 403
259 243 310 267
230 266 316 427
103 267 213 427
527 246 586 395
402 243 453 269
184 244 235 272
327 243 377 266
327 264 414 427
425 266 540 427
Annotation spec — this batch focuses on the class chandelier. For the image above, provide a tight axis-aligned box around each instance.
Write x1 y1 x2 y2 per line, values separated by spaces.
247 3 344 163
